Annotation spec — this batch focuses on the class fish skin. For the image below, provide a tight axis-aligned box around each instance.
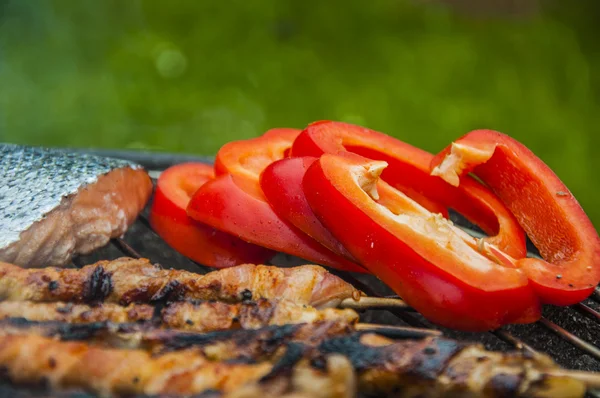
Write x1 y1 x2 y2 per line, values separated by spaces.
0 144 150 265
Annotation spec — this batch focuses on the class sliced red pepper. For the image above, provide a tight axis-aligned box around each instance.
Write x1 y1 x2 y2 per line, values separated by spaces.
214 128 301 199
149 163 275 268
292 121 527 259
187 130 366 273
431 130 600 305
304 152 541 331
260 156 358 261
260 156 447 263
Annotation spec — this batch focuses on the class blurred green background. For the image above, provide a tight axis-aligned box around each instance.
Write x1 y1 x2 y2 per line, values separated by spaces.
0 0 598 227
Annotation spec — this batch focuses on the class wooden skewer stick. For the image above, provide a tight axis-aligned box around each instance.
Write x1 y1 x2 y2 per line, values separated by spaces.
339 296 410 310
354 323 441 338
546 370 600 390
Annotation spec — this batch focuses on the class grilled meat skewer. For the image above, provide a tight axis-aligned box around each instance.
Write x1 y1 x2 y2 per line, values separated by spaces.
0 319 353 360
0 258 360 308
0 325 590 397
319 333 587 398
0 144 152 268
0 299 359 332
0 333 355 398
0 383 351 398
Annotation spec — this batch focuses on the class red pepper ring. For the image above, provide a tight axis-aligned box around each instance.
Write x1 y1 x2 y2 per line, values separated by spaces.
215 128 301 199
260 156 359 262
431 129 600 305
304 152 541 331
291 121 527 259
187 173 367 273
149 163 275 268
188 129 366 273
261 157 447 262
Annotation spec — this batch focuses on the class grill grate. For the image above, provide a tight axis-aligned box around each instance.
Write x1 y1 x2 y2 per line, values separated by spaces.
103 149 600 372
107 152 600 371
108 221 600 366
3 149 599 397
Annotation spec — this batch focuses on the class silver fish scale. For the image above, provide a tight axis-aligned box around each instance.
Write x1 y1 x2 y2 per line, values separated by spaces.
0 144 142 248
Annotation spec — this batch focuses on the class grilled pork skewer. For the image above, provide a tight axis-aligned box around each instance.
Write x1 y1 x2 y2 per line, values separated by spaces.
0 319 354 360
0 144 152 268
0 318 439 361
0 333 355 398
0 299 359 331
0 327 593 397
196 353 356 398
319 333 589 398
0 382 351 398
0 257 360 308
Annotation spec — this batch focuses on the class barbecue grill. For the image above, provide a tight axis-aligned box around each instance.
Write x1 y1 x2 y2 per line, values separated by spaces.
3 149 599 398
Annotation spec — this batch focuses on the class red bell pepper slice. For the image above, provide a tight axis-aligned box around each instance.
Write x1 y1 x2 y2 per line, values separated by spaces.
431 130 600 305
149 163 275 268
260 156 358 261
304 152 541 331
260 156 446 263
214 128 300 199
292 121 527 259
187 130 366 273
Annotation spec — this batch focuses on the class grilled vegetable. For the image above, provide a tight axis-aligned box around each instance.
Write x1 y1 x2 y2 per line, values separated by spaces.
304 152 540 331
0 257 360 308
431 129 600 305
260 156 359 262
290 120 526 259
0 144 152 268
150 162 274 268
0 299 358 331
187 128 366 273
0 323 588 397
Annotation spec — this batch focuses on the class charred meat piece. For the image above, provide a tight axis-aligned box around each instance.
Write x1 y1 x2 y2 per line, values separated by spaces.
0 333 355 398
316 333 586 397
0 299 358 332
0 300 154 324
222 354 356 398
0 325 587 398
0 319 354 360
0 258 360 308
0 144 152 268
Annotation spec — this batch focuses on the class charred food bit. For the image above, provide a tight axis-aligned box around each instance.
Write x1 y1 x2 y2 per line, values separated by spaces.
0 299 358 332
0 144 152 268
0 325 588 398
316 333 586 398
0 333 356 398
0 319 354 360
0 258 360 308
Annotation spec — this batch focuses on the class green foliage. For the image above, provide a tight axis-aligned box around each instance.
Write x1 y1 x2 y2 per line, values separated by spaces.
0 0 598 226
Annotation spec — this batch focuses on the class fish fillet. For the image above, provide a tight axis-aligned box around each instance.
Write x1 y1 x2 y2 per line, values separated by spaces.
0 144 152 268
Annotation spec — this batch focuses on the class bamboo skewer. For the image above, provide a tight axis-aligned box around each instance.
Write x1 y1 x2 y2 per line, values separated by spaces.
546 370 600 390
339 296 410 310
354 323 441 337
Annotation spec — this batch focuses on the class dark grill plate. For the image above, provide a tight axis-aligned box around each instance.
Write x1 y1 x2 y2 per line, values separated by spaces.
2 149 599 398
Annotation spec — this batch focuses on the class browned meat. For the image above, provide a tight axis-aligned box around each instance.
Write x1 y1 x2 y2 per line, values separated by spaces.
0 144 152 268
0 319 354 360
0 300 153 323
0 299 358 331
0 326 587 398
316 333 586 397
0 333 355 398
0 258 360 308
